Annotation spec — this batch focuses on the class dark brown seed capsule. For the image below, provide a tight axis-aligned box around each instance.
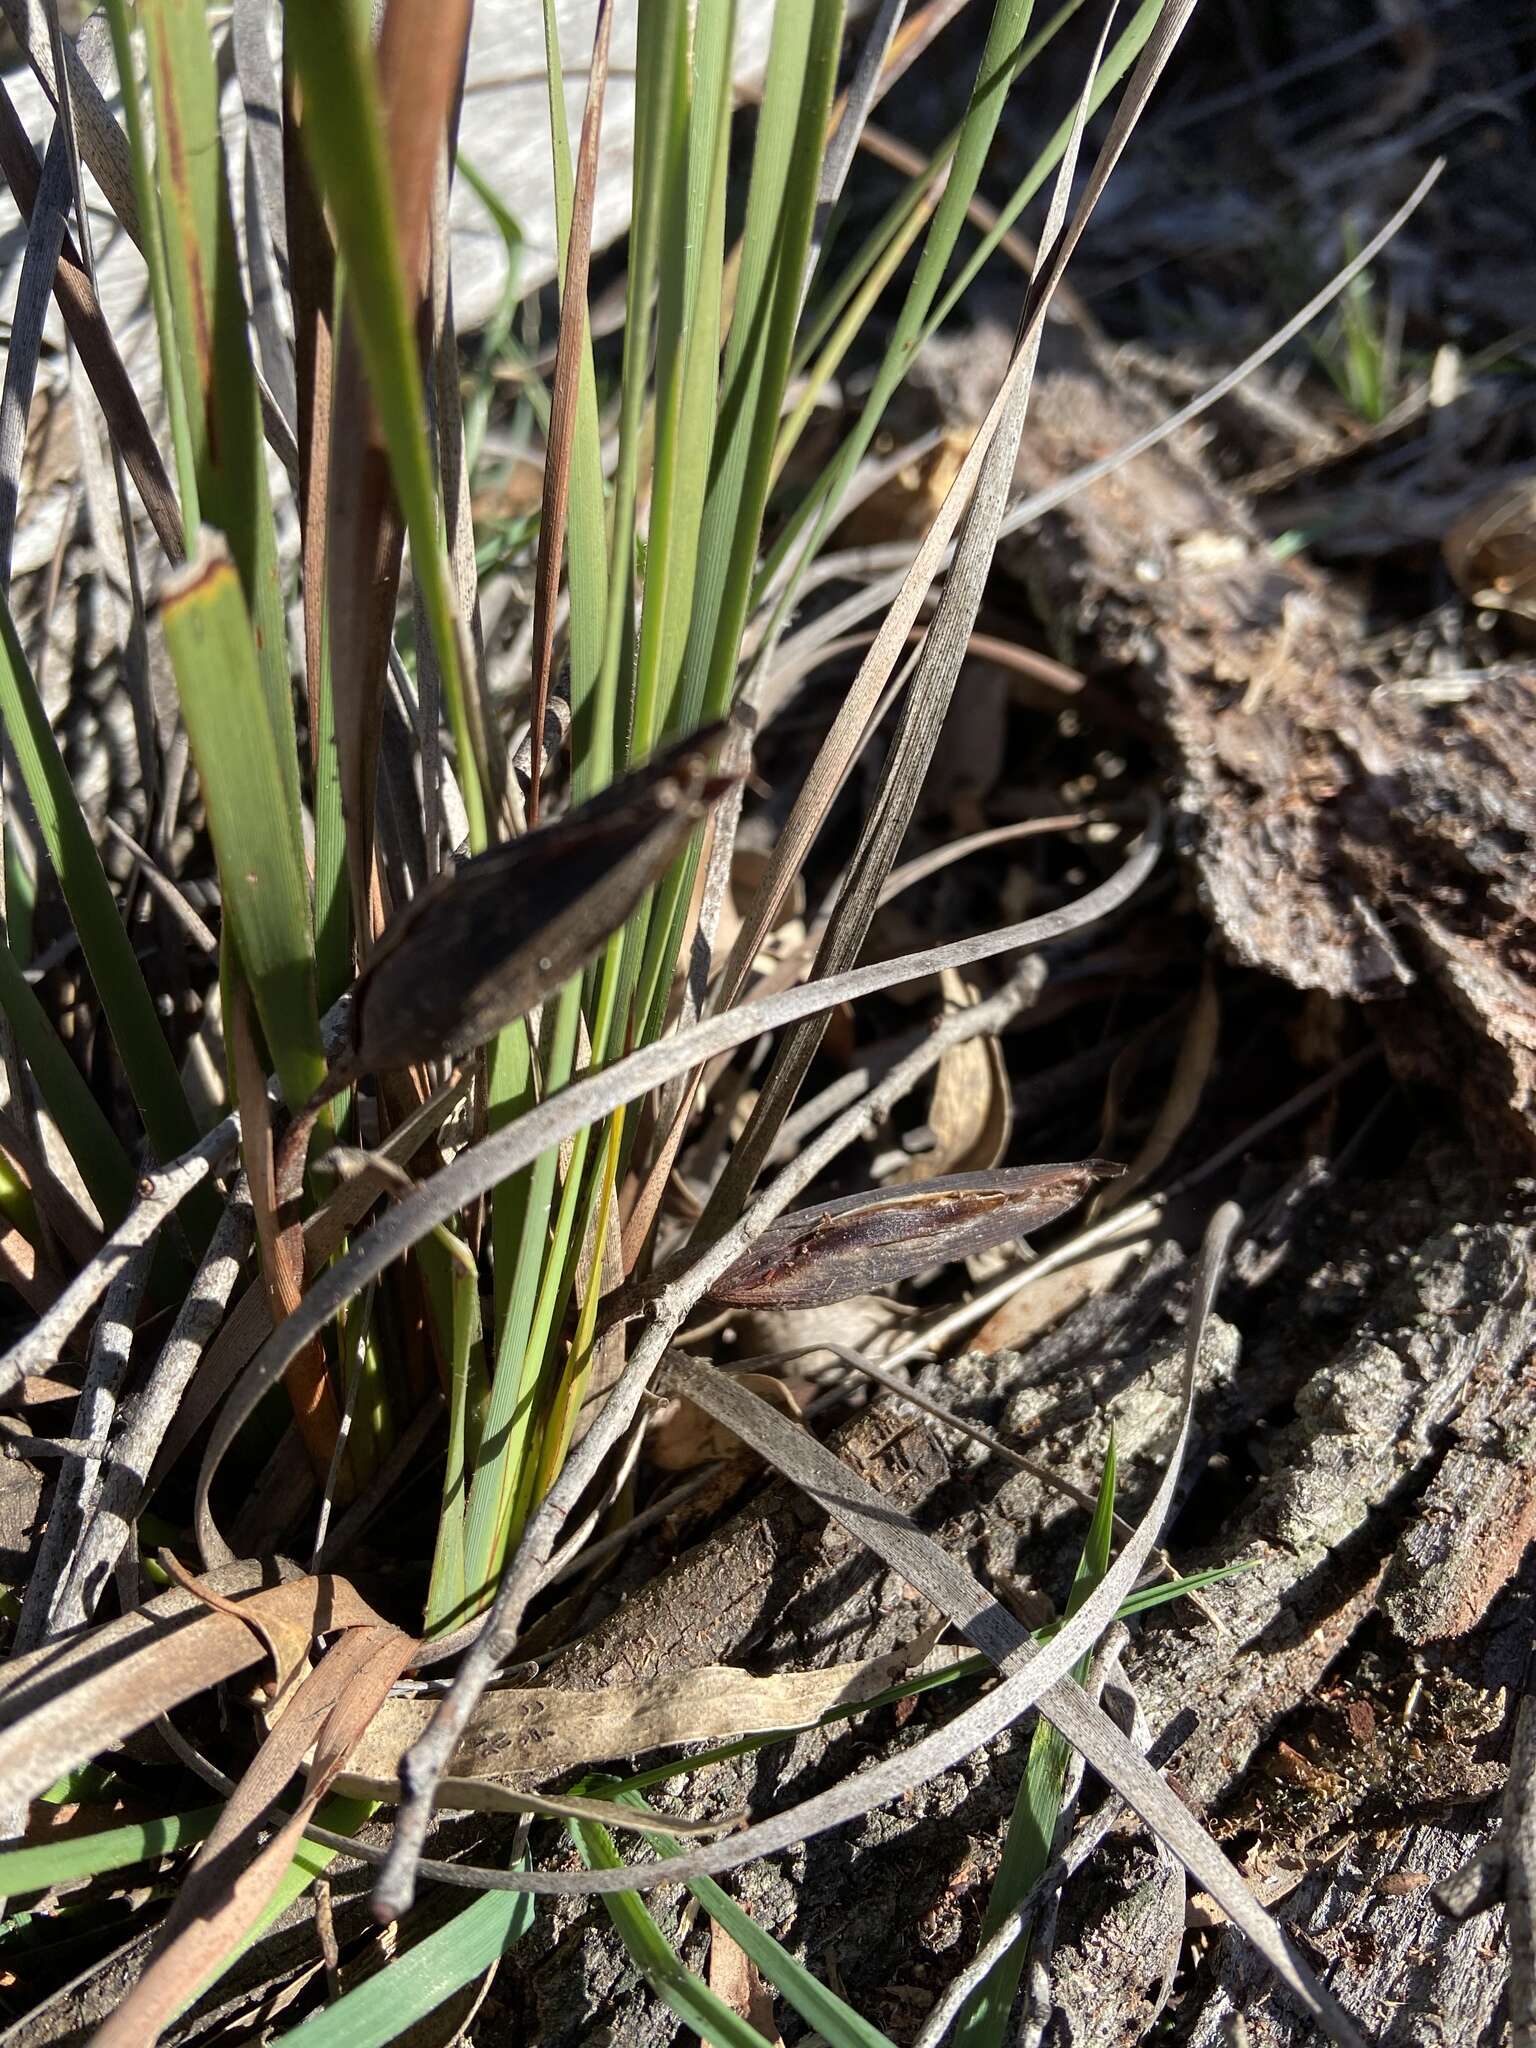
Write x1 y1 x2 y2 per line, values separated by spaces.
334 723 736 1090
708 1161 1123 1309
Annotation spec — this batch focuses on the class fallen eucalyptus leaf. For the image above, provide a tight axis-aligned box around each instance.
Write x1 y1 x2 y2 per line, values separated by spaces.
893 967 1012 1183
648 1370 809 1473
708 1162 1122 1309
325 724 737 1095
341 1639 952 1788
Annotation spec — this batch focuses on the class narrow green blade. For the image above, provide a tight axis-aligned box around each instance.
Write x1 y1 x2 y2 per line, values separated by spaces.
0 1807 221 1897
160 543 324 1109
283 1 488 852
608 1788 897 2048
275 1874 534 2046
955 1436 1118 2045
570 1814 776 2048
0 596 196 1165
0 927 134 1223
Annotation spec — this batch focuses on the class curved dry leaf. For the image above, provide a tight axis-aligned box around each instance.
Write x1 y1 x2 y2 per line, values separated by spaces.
157 1550 316 1705
730 1293 910 1373
709 1922 782 2048
1093 968 1220 1218
0 1568 385 1814
336 1775 732 1835
971 1232 1155 1354
649 1370 808 1472
893 967 1011 1183
709 1161 1121 1309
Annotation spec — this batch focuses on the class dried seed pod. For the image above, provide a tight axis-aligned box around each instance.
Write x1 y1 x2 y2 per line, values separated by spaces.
331 724 736 1092
709 1161 1122 1309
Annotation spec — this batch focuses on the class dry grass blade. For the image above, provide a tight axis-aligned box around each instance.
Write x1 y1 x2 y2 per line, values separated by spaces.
0 0 137 235
101 815 218 954
92 1621 415 2048
229 978 340 1480
0 126 69 586
328 0 474 940
0 82 182 559
157 1079 467 1523
232 0 296 426
54 1188 254 1630
804 0 908 299
326 325 407 949
528 0 613 827
868 0 976 97
282 60 336 756
792 1340 1195 1596
13 1241 150 1652
347 1775 737 1835
377 0 472 299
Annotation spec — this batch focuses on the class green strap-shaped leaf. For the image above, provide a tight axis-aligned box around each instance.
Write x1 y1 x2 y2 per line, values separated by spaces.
283 0 488 853
0 596 197 1167
956 1437 1119 2046
139 0 304 840
161 544 324 1109
0 1806 221 1898
570 1813 779 2048
276 1871 534 2046
0 928 134 1224
609 1788 897 2048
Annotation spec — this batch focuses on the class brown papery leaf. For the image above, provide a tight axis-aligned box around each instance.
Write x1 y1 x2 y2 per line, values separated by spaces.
328 725 738 1094
340 1637 951 1788
1444 475 1536 629
0 1568 387 1814
708 1923 782 2048
708 1161 1121 1309
892 967 1012 1183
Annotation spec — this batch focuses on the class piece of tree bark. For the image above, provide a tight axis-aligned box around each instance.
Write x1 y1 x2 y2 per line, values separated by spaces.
1005 326 1536 1155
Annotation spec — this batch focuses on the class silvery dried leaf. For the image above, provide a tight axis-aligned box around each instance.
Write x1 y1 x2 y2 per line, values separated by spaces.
709 1161 1122 1309
333 725 736 1089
